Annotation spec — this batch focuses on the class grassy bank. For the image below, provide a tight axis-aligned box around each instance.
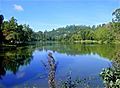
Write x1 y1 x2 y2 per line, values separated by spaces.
58 40 120 44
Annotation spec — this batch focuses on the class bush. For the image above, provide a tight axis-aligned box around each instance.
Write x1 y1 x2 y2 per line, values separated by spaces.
100 62 120 88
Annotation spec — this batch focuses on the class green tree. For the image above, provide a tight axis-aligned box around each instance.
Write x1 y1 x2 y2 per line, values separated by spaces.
112 8 120 22
9 17 18 31
2 17 18 43
22 24 33 42
0 15 4 43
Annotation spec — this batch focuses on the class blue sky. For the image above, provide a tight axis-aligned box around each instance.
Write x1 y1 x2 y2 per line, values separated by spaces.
0 0 120 32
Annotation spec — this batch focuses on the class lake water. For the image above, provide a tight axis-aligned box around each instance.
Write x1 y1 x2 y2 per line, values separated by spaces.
0 43 119 88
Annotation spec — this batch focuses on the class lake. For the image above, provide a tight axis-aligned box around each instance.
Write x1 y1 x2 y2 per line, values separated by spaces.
0 43 119 88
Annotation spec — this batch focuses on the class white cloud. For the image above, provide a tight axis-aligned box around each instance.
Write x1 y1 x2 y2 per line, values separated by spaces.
14 4 24 11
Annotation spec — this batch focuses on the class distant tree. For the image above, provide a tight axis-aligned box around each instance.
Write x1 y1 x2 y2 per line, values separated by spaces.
23 24 33 42
9 17 18 31
112 8 120 22
91 25 96 29
112 8 120 41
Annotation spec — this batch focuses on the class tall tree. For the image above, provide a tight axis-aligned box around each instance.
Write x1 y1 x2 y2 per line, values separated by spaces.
0 15 4 28
2 17 18 43
9 17 17 31
112 8 120 22
0 15 4 43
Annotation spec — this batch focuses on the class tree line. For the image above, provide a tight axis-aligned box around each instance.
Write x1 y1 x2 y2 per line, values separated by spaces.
0 16 45 44
0 8 120 44
45 8 120 43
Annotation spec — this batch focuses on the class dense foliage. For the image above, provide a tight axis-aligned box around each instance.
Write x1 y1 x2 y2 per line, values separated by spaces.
45 23 118 43
100 49 120 88
100 67 120 88
39 8 120 43
0 17 44 44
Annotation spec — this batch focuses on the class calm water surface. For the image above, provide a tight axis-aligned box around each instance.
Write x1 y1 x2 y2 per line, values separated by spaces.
0 43 119 88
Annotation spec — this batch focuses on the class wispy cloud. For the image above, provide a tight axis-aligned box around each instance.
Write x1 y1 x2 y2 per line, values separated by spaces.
14 4 24 11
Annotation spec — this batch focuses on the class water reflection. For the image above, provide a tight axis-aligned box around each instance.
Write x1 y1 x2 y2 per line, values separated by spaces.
0 46 33 79
41 51 106 88
42 44 118 60
112 49 120 68
0 56 6 79
0 43 120 87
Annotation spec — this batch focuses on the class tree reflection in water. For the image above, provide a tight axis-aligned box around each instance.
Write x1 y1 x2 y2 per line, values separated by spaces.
0 47 33 79
0 56 6 79
41 52 102 88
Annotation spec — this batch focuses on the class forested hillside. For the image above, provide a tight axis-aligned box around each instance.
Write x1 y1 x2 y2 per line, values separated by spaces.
45 8 120 43
0 8 120 44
